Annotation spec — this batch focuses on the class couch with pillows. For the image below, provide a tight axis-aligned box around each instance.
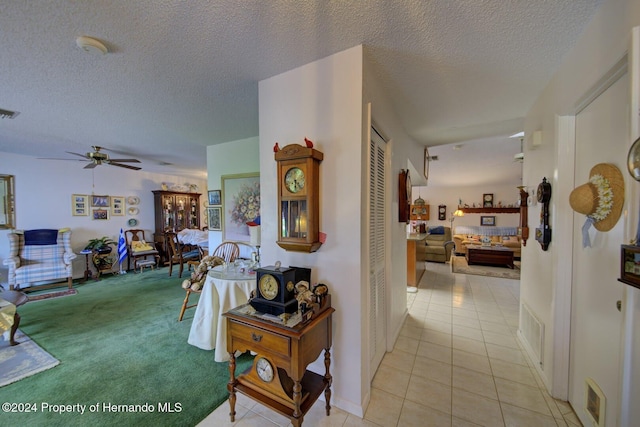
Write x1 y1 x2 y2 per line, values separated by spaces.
452 226 521 258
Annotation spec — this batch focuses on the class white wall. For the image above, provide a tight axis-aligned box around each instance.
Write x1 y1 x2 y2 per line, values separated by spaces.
258 45 365 415
206 137 260 251
414 183 521 230
0 152 206 283
522 0 640 424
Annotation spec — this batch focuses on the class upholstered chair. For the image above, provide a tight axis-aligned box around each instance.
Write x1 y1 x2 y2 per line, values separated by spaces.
3 228 76 290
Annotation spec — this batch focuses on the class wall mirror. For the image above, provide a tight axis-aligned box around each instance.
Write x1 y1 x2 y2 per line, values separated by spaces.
0 174 15 229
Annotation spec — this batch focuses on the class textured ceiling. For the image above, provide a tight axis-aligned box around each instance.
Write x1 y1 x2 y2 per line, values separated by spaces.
0 1 603 181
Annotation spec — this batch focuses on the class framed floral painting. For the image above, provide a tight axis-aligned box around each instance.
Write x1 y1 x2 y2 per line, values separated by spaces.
222 173 260 242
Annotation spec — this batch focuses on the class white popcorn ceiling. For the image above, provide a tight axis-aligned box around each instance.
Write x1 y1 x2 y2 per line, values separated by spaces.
0 0 603 180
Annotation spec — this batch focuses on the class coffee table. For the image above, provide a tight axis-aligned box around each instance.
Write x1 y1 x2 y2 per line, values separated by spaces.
466 245 514 269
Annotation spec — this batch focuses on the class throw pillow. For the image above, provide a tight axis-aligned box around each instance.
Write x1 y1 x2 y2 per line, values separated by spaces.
429 226 445 235
502 236 511 241
131 241 154 252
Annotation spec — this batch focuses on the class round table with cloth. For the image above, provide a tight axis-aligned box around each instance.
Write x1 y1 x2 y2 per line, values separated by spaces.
187 266 255 362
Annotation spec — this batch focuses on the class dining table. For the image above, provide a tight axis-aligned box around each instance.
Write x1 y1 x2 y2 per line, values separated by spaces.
187 265 256 362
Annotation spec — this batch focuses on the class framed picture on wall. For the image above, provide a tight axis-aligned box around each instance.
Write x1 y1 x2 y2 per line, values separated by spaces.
207 206 222 231
480 216 495 226
222 173 260 242
111 196 125 216
72 194 89 216
91 195 110 207
92 208 109 220
208 189 221 206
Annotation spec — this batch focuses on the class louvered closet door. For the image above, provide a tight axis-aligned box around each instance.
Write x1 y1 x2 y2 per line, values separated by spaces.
369 128 387 378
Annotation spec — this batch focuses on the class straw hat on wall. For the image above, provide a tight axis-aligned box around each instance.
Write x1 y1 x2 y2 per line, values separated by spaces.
569 163 624 234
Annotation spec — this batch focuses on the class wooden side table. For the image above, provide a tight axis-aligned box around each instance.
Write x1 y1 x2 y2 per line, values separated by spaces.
224 304 334 427
0 290 28 346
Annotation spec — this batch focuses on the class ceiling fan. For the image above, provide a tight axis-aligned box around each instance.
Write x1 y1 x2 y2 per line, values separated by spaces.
42 146 142 170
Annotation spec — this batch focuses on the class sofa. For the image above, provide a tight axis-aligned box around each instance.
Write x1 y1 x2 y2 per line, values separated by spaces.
452 226 521 258
417 226 455 263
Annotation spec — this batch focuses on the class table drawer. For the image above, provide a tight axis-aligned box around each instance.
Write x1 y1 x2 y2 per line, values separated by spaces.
230 321 290 358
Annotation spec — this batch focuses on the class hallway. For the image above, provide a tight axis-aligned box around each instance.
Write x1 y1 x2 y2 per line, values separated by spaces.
199 261 581 426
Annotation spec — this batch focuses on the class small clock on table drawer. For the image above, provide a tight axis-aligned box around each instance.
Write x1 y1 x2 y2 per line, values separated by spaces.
250 265 299 316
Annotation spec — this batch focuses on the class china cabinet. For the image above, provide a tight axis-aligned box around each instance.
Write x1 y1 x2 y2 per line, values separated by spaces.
152 190 201 263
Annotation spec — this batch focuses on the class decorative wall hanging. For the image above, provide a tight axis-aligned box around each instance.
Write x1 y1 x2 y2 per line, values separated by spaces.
222 173 260 243
569 163 624 248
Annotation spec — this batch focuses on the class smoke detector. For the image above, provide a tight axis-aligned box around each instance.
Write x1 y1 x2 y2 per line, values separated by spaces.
76 36 108 54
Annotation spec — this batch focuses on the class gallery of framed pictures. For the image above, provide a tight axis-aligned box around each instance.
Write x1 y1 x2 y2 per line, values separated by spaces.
221 173 260 242
71 194 132 220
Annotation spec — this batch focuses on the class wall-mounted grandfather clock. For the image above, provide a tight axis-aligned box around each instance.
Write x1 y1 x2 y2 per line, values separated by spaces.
438 205 446 221
275 143 323 252
535 177 552 250
517 186 529 246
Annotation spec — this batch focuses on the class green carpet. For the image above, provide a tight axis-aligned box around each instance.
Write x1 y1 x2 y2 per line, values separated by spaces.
0 268 253 426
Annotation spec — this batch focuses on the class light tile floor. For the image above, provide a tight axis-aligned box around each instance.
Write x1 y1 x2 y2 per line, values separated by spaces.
198 261 582 427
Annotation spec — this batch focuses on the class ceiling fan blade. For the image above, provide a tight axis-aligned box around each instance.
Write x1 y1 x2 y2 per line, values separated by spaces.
37 157 89 161
107 158 141 163
108 162 142 171
84 162 98 169
66 151 90 159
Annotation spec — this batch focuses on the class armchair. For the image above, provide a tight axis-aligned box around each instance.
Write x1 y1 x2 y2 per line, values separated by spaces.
3 228 77 290
166 231 201 278
125 229 160 272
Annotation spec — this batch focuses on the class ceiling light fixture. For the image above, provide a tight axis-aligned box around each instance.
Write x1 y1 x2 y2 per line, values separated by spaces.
76 36 109 54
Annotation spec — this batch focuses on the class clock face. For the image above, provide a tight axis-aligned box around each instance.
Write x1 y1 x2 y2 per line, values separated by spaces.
259 274 278 300
537 181 551 203
439 207 445 213
284 167 305 193
406 171 412 201
256 357 274 382
484 195 492 201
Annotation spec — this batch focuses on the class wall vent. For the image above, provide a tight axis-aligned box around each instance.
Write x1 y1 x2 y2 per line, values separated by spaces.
520 303 544 367
0 108 19 119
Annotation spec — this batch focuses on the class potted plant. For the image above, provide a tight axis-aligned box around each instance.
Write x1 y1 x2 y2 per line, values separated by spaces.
85 236 116 254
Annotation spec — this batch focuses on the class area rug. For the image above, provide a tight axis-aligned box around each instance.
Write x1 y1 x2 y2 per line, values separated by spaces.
451 255 520 280
0 330 59 387
26 288 77 302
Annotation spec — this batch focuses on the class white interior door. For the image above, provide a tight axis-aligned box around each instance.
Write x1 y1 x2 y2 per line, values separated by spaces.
570 71 627 427
369 126 387 379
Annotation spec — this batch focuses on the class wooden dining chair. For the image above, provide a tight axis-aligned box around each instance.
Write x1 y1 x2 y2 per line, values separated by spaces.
178 255 225 321
125 229 160 272
211 241 240 263
165 231 201 277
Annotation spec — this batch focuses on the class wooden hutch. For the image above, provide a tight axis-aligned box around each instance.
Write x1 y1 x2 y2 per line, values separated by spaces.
152 190 201 263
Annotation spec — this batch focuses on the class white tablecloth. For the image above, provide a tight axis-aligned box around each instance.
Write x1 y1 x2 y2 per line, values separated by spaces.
187 267 255 362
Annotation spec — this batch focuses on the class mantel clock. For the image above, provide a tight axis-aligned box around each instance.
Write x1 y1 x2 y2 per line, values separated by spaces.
250 265 299 316
275 143 324 252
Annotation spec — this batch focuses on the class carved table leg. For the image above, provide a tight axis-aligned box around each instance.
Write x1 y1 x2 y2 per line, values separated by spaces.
10 312 20 346
227 352 237 422
292 380 303 426
324 348 332 415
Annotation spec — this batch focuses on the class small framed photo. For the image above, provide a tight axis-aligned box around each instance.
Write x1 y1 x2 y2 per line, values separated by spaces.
111 196 125 216
207 207 222 231
72 194 89 216
208 189 221 206
92 208 109 220
91 195 110 207
480 216 496 226
619 245 640 289
483 193 494 208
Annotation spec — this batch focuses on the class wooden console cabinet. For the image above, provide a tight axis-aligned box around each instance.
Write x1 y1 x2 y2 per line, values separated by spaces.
152 190 200 263
407 233 428 287
224 305 335 427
